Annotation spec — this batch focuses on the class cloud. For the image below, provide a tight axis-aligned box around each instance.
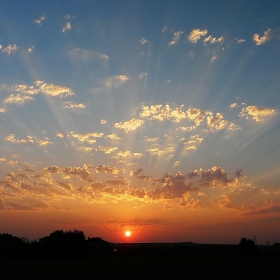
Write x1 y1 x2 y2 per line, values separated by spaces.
114 118 144 133
106 134 122 140
105 75 129 87
100 119 108 124
253 28 275 45
6 134 34 143
4 94 33 104
2 44 18 54
71 131 104 144
203 35 224 44
62 22 71 32
64 101 86 109
139 38 148 45
27 46 34 53
230 103 239 108
67 48 109 61
168 31 184 46
239 105 275 122
0 108 5 113
188 29 208 43
94 165 124 175
210 56 217 62
162 26 167 32
35 80 74 97
139 72 148 80
34 15 45 25
236 38 245 43
98 146 118 154
57 133 68 138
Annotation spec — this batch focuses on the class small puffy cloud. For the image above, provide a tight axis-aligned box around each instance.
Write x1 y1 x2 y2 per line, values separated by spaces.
105 75 129 87
4 94 33 104
114 118 144 133
139 38 148 45
35 80 74 97
173 161 181 168
168 31 184 46
98 146 118 154
146 147 165 156
188 29 208 43
162 26 167 32
27 46 34 53
106 134 122 140
100 119 108 124
6 134 34 143
0 108 5 113
203 35 224 44
239 105 275 122
139 72 148 80
94 164 124 174
71 131 104 144
34 15 45 25
57 133 68 138
37 138 51 146
3 44 18 55
236 38 245 43
210 56 217 62
230 103 239 108
64 101 85 109
253 28 275 45
67 48 109 61
62 22 71 32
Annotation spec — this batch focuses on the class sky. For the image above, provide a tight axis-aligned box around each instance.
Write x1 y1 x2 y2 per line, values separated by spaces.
0 0 280 244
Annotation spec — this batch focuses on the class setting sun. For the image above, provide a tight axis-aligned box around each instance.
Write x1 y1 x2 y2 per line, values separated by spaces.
125 231 131 237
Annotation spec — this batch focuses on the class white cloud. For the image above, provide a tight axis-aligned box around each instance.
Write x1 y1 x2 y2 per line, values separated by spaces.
236 38 245 43
100 119 108 124
253 28 274 45
188 29 208 43
3 44 18 54
27 46 34 53
203 35 224 44
34 15 45 25
67 48 109 61
64 101 85 109
105 75 129 87
62 22 71 33
162 26 167 32
168 31 184 46
139 38 148 45
210 56 217 62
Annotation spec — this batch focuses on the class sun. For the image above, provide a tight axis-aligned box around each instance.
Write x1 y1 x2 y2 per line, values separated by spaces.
125 230 131 237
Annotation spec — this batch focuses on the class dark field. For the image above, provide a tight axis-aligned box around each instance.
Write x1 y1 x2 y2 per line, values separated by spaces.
1 251 279 279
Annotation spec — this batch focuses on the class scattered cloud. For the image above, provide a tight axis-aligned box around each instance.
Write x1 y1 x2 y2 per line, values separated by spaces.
27 46 34 53
100 119 108 124
71 131 104 144
6 134 34 143
188 29 208 43
253 28 275 45
62 22 71 33
162 26 167 32
168 31 184 46
139 38 148 45
230 103 239 108
34 15 45 26
239 105 276 122
115 118 144 133
203 35 224 44
236 38 245 43
4 94 33 104
2 44 18 54
0 108 5 113
64 101 86 109
67 48 109 61
105 75 129 88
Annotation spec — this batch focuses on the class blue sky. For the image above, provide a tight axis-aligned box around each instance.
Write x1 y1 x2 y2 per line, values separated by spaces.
0 0 279 243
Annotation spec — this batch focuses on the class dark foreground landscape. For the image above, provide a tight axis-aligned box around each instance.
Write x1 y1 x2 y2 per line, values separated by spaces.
1 230 279 279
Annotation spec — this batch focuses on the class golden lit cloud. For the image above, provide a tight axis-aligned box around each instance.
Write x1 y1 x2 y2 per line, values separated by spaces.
64 101 86 109
114 118 144 133
4 94 33 104
188 28 208 43
2 44 17 54
168 31 184 46
253 28 274 45
62 22 71 32
239 105 276 121
203 35 224 44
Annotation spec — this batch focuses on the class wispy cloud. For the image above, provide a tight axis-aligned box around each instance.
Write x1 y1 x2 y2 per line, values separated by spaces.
34 14 45 26
64 101 86 109
115 118 144 133
67 48 109 61
62 22 71 33
168 31 184 46
2 44 17 54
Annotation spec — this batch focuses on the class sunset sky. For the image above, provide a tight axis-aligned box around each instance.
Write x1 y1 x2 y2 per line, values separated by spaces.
0 0 280 244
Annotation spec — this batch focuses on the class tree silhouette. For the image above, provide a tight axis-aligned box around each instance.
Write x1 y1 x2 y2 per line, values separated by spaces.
239 238 256 253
